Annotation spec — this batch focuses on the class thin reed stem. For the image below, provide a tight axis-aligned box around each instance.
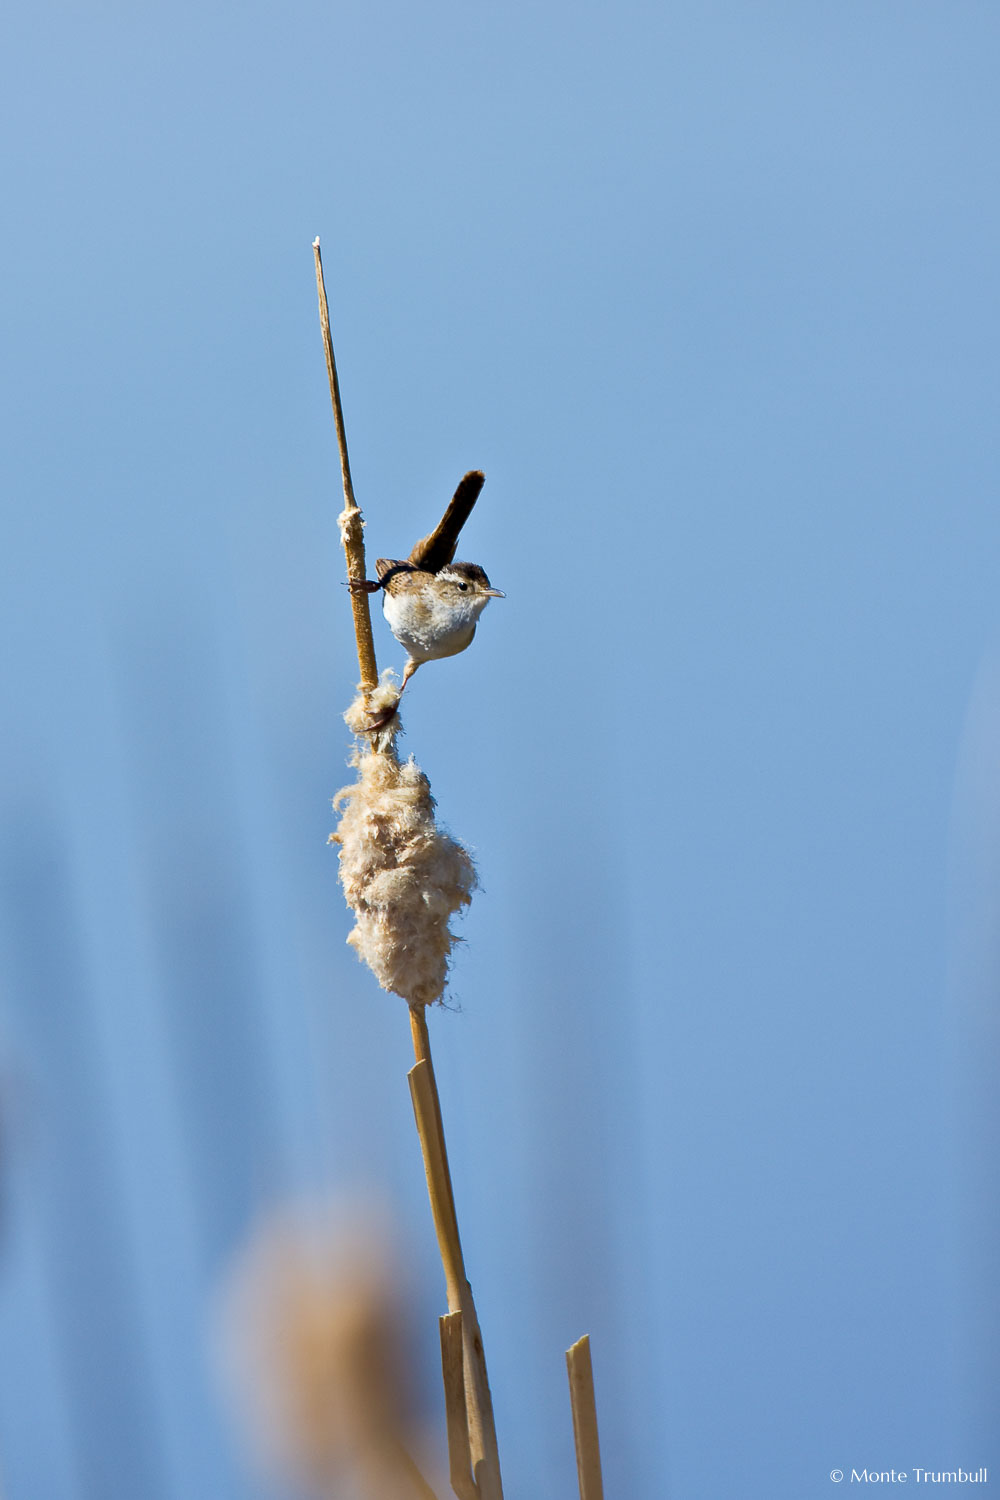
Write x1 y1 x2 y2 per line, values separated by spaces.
439 1313 477 1500
313 238 379 695
566 1336 604 1500
408 1018 504 1499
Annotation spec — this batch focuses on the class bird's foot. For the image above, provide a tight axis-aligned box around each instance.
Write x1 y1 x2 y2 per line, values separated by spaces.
365 700 401 733
347 577 382 595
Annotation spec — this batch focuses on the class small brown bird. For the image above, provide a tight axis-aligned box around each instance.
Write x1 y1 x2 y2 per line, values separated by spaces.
353 471 504 726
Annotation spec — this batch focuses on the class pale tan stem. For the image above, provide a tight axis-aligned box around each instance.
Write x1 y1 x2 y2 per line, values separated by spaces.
407 1015 504 1500
408 1061 465 1312
566 1336 604 1500
409 1009 459 1259
409 1004 433 1066
312 238 379 695
439 1313 477 1500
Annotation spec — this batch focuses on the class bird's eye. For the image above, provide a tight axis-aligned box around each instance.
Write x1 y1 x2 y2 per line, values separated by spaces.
457 581 468 591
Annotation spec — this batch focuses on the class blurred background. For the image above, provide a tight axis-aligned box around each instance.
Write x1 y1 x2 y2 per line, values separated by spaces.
1 1 998 1495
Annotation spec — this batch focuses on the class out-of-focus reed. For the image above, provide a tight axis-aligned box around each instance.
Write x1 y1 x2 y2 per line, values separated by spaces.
217 1205 439 1499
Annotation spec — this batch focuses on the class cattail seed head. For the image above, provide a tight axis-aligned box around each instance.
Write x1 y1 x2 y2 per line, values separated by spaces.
332 687 478 1007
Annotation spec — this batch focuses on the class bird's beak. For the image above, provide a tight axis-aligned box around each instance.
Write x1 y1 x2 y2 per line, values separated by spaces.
483 588 505 598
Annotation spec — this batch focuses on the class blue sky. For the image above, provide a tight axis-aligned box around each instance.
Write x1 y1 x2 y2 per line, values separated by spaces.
2 2 999 1495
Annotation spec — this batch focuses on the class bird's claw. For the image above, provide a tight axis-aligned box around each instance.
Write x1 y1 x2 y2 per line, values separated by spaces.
347 577 382 595
366 701 401 733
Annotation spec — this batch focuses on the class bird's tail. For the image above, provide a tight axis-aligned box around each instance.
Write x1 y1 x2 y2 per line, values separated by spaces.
407 470 486 571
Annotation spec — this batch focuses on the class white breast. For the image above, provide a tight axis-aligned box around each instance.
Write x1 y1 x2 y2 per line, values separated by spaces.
383 589 488 663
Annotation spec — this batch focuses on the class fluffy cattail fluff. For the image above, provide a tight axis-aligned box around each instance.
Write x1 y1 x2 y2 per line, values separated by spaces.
332 681 478 1007
216 1206 429 1498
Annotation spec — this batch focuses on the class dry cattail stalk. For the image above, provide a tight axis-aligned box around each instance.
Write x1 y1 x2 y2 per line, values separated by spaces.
566 1335 604 1500
313 239 604 1500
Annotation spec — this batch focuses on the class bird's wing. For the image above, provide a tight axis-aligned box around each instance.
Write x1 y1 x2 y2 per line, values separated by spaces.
375 558 417 586
407 470 486 571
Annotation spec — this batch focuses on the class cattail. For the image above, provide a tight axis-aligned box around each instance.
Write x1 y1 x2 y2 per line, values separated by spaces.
331 683 477 1009
313 240 602 1499
217 1208 433 1500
